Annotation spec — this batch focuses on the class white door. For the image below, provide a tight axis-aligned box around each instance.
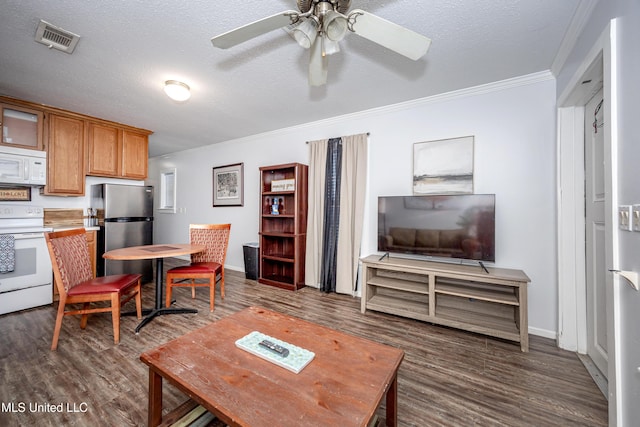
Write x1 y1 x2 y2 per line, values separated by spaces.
585 88 608 377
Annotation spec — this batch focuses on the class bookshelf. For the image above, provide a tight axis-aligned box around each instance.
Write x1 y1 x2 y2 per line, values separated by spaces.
259 163 308 290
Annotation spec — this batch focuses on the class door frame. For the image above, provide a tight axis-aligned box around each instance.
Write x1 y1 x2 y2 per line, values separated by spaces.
556 20 619 424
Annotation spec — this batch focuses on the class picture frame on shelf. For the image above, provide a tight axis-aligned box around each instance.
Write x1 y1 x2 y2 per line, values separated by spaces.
213 162 244 207
271 178 295 192
413 136 474 194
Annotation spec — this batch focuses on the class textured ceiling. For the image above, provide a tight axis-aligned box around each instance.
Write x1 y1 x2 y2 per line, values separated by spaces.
0 0 584 157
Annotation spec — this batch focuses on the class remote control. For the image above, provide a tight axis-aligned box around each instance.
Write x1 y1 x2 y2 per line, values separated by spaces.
258 339 289 357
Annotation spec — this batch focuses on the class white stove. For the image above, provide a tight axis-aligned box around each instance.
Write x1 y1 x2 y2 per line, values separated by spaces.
0 204 53 315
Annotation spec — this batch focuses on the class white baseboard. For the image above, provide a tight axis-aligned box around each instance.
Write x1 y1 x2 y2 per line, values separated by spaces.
528 326 556 340
225 264 243 272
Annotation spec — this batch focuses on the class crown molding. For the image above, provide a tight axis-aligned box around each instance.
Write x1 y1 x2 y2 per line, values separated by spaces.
183 71 555 153
287 71 555 129
551 0 600 76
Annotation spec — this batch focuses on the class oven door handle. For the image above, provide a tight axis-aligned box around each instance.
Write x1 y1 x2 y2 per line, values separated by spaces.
10 233 45 240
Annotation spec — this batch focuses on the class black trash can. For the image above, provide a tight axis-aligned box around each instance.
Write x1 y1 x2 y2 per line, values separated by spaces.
243 242 259 280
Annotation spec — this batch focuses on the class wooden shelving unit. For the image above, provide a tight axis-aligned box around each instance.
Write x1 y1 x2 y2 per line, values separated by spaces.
259 163 308 290
360 255 531 351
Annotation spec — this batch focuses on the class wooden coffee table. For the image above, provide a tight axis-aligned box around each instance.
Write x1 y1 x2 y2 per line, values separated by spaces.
140 306 405 427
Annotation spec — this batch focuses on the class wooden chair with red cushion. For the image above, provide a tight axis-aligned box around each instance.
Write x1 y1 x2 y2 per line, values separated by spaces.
45 228 142 351
165 223 231 312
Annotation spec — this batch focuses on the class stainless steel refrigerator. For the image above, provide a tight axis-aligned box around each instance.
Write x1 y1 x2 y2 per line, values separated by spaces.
91 184 153 284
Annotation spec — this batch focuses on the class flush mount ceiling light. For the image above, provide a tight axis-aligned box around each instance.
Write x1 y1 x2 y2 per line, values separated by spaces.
163 80 191 102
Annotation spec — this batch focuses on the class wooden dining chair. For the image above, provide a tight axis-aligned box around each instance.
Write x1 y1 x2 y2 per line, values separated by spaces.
165 223 231 312
45 228 142 351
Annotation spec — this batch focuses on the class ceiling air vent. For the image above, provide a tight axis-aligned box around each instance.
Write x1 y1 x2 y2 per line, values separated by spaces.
34 20 80 54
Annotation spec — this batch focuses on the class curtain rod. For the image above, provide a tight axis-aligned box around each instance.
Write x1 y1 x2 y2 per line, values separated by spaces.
305 132 370 144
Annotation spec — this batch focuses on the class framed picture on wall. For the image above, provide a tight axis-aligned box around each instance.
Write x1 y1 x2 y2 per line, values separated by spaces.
0 186 31 201
213 162 244 207
413 136 474 194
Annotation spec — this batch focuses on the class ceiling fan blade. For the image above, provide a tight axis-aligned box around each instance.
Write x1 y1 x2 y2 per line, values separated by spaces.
309 37 328 86
211 11 299 49
348 9 431 60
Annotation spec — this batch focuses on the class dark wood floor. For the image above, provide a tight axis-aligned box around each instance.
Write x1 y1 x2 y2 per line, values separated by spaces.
0 261 608 427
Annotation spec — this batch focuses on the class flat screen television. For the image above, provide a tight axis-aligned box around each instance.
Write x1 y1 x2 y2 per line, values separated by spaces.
378 194 495 262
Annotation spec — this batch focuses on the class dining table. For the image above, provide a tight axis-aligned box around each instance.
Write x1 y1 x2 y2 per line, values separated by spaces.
103 243 205 333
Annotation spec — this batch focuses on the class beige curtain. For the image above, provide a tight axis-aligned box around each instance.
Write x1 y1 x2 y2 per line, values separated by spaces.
305 138 328 288
336 133 368 294
305 133 368 294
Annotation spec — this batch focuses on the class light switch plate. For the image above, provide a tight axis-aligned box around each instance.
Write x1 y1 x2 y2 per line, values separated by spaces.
632 205 640 232
619 205 632 231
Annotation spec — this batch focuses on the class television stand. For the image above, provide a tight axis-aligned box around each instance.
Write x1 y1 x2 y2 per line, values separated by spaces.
360 255 531 351
478 261 490 274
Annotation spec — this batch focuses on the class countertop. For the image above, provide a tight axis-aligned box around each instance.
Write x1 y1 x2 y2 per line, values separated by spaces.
50 225 100 232
44 208 98 232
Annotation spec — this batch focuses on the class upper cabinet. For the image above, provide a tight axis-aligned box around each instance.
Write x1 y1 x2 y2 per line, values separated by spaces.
0 103 44 151
121 130 148 179
87 122 120 176
86 123 149 179
45 114 85 196
0 96 152 196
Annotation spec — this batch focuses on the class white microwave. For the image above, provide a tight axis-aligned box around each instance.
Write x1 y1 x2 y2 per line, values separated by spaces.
0 146 47 186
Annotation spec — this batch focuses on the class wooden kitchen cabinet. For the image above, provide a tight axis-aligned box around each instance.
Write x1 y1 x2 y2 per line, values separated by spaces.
45 113 85 196
0 96 152 196
121 130 148 179
86 229 97 277
87 122 120 176
87 124 149 179
0 103 44 151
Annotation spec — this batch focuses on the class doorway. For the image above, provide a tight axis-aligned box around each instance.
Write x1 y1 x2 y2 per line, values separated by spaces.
584 88 608 379
557 21 619 424
557 53 609 396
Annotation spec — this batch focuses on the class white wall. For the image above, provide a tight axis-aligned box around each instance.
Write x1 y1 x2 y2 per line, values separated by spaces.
27 176 143 213
616 4 640 424
149 73 558 337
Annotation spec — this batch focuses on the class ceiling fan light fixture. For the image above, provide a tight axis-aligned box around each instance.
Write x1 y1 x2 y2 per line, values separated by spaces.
321 36 340 56
323 11 348 42
309 37 328 86
292 18 318 49
164 80 191 102
209 3 432 87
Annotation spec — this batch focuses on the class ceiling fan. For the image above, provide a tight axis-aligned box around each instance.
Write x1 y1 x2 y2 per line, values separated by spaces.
210 0 431 86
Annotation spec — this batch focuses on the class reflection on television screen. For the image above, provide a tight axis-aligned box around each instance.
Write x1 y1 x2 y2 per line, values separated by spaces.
378 194 495 262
